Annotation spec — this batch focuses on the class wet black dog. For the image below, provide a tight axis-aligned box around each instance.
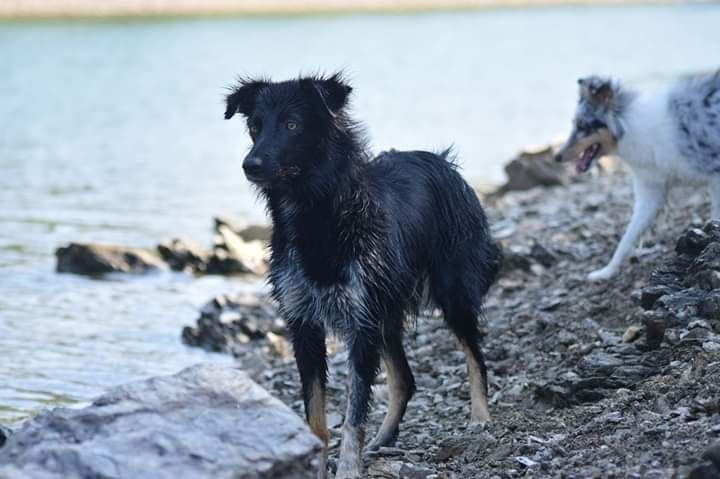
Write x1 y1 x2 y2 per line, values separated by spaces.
224 73 502 479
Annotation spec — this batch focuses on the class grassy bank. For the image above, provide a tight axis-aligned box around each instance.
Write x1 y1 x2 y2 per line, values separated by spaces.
0 0 713 19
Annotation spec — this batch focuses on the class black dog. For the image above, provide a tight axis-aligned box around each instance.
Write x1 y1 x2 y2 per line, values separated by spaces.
224 73 502 479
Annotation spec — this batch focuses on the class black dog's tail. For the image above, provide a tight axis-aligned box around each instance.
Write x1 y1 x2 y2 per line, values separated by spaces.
422 149 502 296
372 147 502 309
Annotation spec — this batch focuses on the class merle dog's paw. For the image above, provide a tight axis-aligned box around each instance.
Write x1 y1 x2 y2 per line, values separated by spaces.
587 266 617 281
334 465 362 479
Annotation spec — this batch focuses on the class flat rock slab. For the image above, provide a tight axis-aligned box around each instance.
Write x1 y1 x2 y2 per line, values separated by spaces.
0 364 320 479
56 242 165 275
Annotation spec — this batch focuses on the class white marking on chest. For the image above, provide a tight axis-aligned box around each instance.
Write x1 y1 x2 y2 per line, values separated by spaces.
274 249 371 334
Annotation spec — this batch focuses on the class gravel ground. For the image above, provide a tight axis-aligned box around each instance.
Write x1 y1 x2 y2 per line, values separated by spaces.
186 170 720 478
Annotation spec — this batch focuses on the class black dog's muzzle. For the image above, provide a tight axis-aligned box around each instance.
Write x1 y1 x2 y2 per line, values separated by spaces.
243 156 265 182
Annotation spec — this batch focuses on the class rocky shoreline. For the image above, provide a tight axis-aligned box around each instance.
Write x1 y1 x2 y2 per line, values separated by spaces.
0 365 322 478
55 216 269 277
182 168 720 477
4 155 720 477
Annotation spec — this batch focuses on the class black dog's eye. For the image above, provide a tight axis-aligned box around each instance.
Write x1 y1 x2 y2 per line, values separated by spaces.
249 124 260 135
286 121 298 131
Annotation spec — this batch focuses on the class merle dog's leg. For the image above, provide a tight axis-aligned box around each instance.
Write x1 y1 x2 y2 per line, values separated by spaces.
367 332 415 451
336 333 381 479
289 319 329 478
710 180 720 219
588 176 667 281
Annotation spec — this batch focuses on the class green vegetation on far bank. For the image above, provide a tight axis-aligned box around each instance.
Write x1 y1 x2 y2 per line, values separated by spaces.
0 0 712 21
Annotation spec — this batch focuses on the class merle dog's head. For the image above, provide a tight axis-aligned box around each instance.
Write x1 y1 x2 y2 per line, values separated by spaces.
555 76 633 173
224 73 353 190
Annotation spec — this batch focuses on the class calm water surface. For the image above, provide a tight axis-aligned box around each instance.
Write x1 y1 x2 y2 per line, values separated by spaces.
1 4 719 423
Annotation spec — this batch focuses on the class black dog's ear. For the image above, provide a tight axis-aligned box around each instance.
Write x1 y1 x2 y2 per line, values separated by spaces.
302 73 352 116
317 73 352 112
224 78 268 119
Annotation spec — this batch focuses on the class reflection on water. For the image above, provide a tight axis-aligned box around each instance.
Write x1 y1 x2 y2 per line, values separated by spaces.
1 4 719 423
0 266 262 423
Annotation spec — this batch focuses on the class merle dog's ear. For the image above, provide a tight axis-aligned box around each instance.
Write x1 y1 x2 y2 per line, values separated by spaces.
578 76 613 107
302 73 352 116
224 79 268 119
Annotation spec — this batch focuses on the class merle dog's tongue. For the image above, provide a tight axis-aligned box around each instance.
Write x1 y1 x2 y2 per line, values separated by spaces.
576 145 598 174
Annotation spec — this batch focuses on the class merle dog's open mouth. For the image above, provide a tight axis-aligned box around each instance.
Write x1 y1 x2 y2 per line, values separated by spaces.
576 143 601 173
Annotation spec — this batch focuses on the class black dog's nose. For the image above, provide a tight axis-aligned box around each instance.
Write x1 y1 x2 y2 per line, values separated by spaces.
243 156 264 178
553 152 563 162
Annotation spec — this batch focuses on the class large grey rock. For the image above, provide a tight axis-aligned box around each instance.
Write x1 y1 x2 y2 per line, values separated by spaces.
56 243 165 275
0 364 320 479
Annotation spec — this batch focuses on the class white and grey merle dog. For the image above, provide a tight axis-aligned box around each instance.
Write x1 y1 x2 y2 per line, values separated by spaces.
555 71 720 280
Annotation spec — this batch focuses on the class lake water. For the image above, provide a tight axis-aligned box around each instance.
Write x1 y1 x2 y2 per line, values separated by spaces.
1 4 719 424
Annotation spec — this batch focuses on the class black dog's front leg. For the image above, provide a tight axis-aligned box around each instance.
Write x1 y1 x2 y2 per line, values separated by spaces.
289 319 329 478
336 333 381 479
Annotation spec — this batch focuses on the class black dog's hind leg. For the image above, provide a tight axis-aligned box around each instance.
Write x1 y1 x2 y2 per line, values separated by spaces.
336 333 381 479
443 301 490 424
431 267 491 424
289 320 329 478
367 331 415 451
454 314 491 424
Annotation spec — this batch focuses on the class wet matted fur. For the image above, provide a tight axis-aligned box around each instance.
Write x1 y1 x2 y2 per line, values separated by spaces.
224 73 502 478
